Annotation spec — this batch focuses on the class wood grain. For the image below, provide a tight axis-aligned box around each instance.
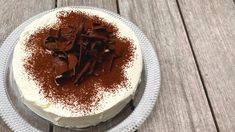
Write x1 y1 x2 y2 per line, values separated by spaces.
0 0 55 131
57 0 117 13
118 0 217 131
0 124 11 132
177 0 235 131
1 0 233 131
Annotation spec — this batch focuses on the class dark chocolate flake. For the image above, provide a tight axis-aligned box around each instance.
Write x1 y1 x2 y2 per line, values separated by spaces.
81 33 108 41
45 36 57 43
49 28 59 37
57 52 67 61
45 42 58 50
74 61 91 84
88 60 97 75
58 40 74 51
55 70 73 86
109 55 115 71
68 54 78 70
76 23 84 36
93 25 106 32
44 19 121 86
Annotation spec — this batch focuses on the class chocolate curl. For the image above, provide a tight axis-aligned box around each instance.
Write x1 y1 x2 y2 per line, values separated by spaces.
74 61 91 84
55 70 73 86
68 54 78 70
44 20 120 86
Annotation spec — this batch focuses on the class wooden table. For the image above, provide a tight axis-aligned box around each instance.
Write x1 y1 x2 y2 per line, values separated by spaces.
1 0 235 131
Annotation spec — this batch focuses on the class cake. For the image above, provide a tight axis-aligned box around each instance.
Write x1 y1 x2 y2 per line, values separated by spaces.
12 8 142 128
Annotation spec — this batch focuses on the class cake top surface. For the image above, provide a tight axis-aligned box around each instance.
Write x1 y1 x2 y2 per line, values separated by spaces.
13 8 142 117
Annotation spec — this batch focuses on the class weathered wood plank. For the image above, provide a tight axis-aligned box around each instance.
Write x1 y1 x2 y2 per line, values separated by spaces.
118 0 217 131
54 0 118 131
57 0 117 13
0 123 11 132
178 0 235 131
0 0 55 131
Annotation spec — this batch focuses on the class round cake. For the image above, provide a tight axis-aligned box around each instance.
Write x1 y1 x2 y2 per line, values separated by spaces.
12 8 142 128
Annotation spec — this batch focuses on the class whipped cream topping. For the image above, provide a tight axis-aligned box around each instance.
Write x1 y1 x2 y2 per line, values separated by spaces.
12 8 142 128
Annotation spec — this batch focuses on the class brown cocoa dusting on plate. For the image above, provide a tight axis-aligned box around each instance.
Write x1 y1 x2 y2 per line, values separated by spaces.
23 11 135 113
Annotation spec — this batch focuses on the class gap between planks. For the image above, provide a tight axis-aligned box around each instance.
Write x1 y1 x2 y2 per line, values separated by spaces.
175 0 220 131
55 0 57 8
116 0 120 14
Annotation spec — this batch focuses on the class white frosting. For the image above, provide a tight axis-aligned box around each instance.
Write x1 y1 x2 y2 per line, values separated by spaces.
12 8 142 128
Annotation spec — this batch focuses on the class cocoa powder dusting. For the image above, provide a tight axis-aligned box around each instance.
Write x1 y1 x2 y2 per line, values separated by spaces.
23 11 135 114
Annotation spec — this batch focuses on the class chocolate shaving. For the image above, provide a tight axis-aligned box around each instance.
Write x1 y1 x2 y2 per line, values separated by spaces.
68 54 78 70
44 20 120 85
53 51 67 61
109 55 115 71
81 33 108 41
77 22 84 36
45 42 58 50
93 25 106 32
74 61 91 83
88 60 97 75
55 70 73 86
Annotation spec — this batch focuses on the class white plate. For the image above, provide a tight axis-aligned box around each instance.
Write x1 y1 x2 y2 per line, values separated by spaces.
0 6 161 132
